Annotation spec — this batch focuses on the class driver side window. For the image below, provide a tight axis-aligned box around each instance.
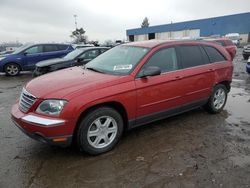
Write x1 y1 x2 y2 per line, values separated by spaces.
142 47 178 74
25 45 43 54
79 50 99 60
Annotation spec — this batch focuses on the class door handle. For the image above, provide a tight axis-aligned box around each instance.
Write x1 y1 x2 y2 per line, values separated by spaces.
172 76 183 81
208 68 215 72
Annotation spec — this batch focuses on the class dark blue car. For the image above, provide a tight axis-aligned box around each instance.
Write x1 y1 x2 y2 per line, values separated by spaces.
246 58 250 74
0 43 73 76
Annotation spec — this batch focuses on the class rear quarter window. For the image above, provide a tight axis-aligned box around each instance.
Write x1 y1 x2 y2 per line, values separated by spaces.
57 45 69 51
203 46 226 63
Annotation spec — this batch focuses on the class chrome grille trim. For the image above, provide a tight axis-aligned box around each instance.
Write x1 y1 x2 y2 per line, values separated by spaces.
19 88 36 113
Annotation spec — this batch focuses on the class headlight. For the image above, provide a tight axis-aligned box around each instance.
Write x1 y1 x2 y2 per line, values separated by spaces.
0 57 5 61
36 100 67 116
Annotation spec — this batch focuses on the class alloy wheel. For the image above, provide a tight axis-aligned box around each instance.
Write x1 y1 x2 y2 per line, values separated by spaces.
213 88 226 110
87 116 118 149
6 64 19 76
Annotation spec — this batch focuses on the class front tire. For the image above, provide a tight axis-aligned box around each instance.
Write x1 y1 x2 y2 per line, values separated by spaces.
32 70 39 77
4 63 20 76
204 84 228 114
76 107 124 155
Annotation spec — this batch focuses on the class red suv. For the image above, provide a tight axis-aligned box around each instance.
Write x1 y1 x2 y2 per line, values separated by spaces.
204 38 237 60
11 40 233 155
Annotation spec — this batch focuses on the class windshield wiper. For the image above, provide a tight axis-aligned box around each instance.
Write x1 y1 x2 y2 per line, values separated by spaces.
85 67 104 73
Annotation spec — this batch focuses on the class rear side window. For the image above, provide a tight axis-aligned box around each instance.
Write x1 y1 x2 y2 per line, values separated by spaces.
43 45 58 52
203 46 226 63
142 47 178 73
179 45 205 68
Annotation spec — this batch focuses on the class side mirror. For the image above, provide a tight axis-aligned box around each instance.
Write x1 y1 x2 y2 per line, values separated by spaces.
23 52 27 56
77 58 92 64
140 66 161 78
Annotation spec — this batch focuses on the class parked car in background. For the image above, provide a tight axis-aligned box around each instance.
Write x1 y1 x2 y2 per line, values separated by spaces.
246 58 250 74
225 33 241 46
33 47 109 77
0 43 73 76
243 44 250 60
11 40 233 155
204 38 237 60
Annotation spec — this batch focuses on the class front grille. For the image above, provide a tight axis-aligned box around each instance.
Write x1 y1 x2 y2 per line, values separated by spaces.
19 88 36 113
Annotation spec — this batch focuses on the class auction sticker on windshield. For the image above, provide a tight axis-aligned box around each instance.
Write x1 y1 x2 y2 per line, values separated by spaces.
113 64 132 71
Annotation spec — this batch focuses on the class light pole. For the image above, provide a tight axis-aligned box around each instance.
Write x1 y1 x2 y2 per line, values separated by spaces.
73 14 78 30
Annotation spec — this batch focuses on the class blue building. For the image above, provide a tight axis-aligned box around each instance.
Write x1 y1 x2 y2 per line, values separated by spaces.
126 12 250 43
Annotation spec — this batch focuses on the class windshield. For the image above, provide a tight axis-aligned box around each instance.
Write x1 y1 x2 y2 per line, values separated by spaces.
63 49 83 60
85 45 149 75
12 44 31 54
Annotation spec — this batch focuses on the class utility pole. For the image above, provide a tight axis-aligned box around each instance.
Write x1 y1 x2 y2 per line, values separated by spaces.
73 14 78 30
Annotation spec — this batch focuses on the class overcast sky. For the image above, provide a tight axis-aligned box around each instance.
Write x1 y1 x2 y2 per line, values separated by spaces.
0 0 249 43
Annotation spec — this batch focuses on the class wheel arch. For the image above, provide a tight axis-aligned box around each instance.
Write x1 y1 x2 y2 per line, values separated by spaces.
4 62 22 71
217 80 231 92
73 101 129 139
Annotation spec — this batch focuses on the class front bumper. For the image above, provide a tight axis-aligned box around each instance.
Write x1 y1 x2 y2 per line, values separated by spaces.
11 103 73 147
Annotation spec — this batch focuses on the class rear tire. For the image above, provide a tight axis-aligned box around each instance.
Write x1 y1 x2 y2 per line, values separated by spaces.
4 63 20 76
76 107 124 155
204 84 228 114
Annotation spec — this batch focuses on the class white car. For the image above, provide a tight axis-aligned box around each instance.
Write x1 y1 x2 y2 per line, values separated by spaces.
225 33 240 46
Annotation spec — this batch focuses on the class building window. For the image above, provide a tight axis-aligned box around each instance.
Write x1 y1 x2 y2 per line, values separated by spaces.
129 35 134 42
148 33 155 40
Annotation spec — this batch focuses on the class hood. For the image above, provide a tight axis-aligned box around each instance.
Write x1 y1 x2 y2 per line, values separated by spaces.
36 58 70 67
0 54 7 58
25 66 130 99
0 53 22 60
0 53 11 58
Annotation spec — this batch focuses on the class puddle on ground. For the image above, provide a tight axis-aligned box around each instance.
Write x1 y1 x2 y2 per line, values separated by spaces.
225 87 250 124
224 87 250 167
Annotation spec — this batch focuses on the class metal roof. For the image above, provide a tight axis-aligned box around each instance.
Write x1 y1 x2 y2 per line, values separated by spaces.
127 12 250 36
